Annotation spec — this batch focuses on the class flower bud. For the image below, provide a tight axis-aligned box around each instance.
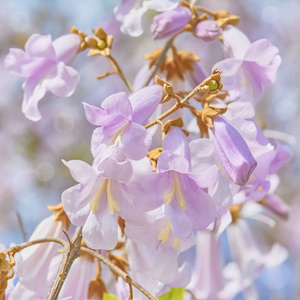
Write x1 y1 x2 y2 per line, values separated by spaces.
195 20 221 42
211 115 257 186
151 7 191 40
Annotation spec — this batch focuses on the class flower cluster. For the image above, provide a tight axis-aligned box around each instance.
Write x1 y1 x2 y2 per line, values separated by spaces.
3 1 292 299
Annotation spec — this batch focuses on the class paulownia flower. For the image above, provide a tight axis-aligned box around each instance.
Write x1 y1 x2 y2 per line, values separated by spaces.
5 34 80 121
126 222 193 296
62 145 150 250
130 126 217 238
210 115 257 186
226 215 288 285
188 230 241 300
84 85 162 160
9 211 67 298
214 26 281 103
114 0 180 37
126 213 194 285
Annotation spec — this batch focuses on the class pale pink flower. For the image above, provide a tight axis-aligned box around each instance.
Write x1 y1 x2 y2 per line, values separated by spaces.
9 215 65 298
5 34 80 121
114 0 180 37
214 26 281 103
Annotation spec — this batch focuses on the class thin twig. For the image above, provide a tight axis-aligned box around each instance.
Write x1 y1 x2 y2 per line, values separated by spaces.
194 5 215 16
107 55 133 93
81 247 158 300
143 37 174 87
97 70 116 79
15 212 28 242
47 227 83 300
4 238 67 254
145 82 205 129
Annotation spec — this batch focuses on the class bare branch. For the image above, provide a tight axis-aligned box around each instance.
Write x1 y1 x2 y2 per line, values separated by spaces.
47 227 83 300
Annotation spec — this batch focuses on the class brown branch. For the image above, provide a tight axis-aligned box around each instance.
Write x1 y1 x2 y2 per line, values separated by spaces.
47 227 83 300
145 82 206 129
97 70 116 79
4 238 67 254
3 233 158 300
80 247 158 300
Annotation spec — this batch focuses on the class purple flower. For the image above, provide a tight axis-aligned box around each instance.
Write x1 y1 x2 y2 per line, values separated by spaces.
151 7 191 40
227 118 292 202
211 115 257 186
227 216 288 282
84 85 162 160
125 210 194 285
114 0 180 37
61 145 151 250
195 20 221 42
189 138 233 208
130 126 217 238
189 230 241 300
5 34 81 121
9 215 65 298
214 26 281 103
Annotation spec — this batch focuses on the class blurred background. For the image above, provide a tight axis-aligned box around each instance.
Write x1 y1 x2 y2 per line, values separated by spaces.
0 0 299 299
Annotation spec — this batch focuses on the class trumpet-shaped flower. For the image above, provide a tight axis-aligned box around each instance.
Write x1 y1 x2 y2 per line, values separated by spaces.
9 214 66 298
62 145 150 250
125 210 194 297
210 115 257 186
126 210 194 285
214 26 281 103
227 117 292 203
130 126 217 238
226 216 288 284
5 34 80 121
188 230 241 300
114 0 180 37
84 85 162 160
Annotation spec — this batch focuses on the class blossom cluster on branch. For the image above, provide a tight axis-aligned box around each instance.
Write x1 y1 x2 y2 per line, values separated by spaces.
1 0 292 299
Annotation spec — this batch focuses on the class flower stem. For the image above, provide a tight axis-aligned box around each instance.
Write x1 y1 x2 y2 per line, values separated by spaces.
145 82 205 129
107 55 134 93
195 5 215 16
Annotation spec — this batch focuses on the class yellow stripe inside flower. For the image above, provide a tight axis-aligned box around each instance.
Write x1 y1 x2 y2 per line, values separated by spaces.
163 172 186 210
90 179 107 213
89 179 120 214
108 123 129 146
157 221 180 250
158 221 171 244
107 179 120 214
172 237 180 250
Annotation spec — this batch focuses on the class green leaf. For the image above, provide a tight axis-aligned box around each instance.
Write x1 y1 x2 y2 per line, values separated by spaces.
158 288 185 300
103 293 119 300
